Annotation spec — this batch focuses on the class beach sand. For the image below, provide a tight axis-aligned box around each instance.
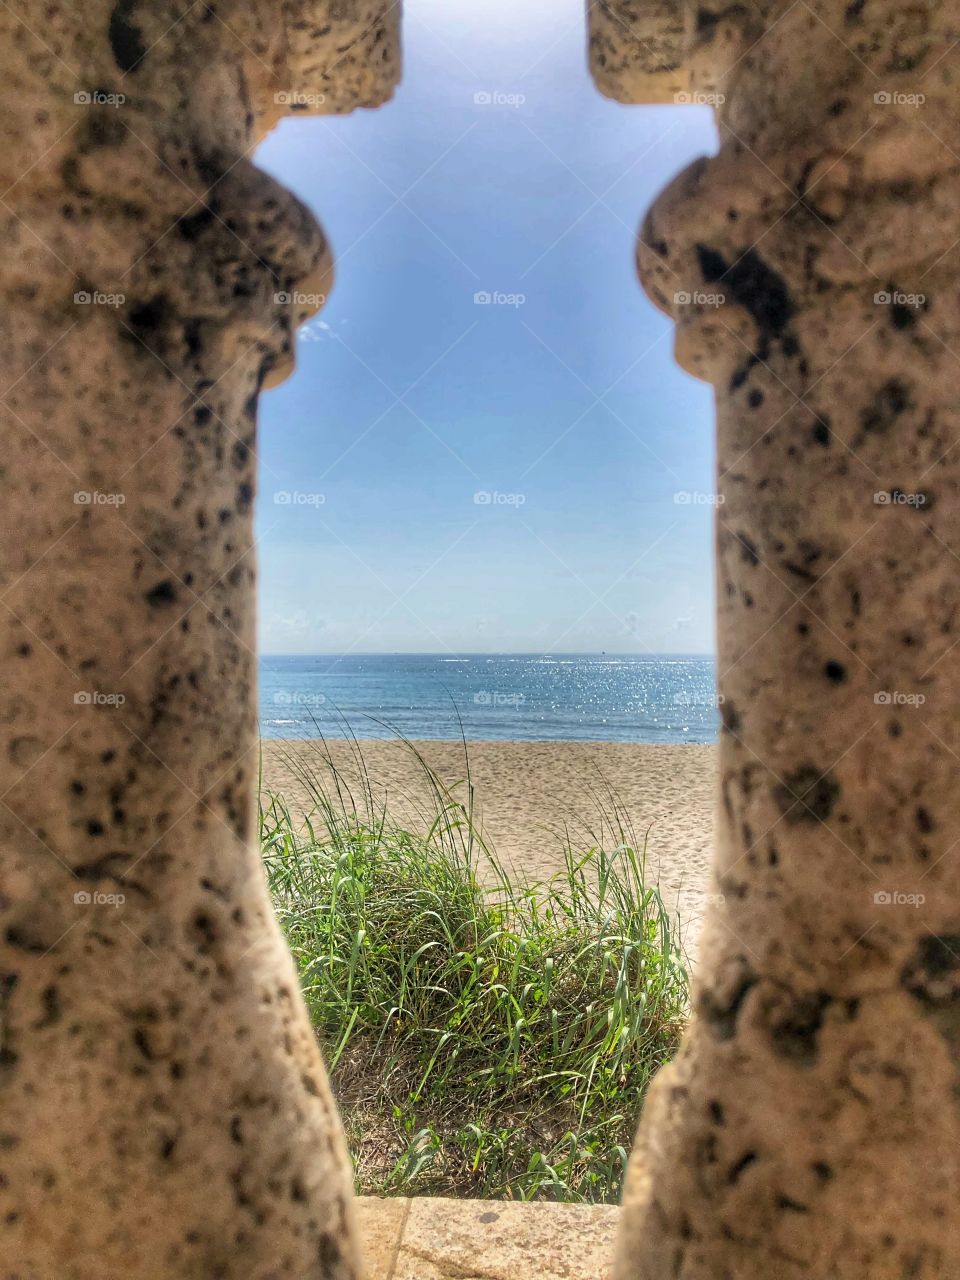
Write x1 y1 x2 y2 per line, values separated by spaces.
261 739 717 957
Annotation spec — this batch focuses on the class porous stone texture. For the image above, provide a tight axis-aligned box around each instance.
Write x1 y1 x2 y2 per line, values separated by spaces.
355 1197 619 1280
0 2 398 1276
587 0 689 104
592 0 960 1276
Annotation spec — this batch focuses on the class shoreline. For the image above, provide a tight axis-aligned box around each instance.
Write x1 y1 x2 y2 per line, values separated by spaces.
261 737 717 954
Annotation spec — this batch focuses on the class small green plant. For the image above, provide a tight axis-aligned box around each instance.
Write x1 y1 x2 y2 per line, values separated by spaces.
260 733 688 1203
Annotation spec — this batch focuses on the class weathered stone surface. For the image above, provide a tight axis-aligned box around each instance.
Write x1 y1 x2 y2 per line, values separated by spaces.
0 2 398 1276
592 0 960 1276
588 0 689 104
255 1 403 132
357 1197 618 1280
354 1197 410 1280
589 0 754 105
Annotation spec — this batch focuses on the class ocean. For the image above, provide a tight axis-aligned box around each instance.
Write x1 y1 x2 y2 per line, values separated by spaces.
259 654 718 744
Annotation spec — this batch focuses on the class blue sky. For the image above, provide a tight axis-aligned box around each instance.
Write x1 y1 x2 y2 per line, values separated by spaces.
255 0 717 655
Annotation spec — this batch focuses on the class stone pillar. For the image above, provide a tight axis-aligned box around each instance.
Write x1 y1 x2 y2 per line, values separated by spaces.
590 0 960 1275
0 3 398 1275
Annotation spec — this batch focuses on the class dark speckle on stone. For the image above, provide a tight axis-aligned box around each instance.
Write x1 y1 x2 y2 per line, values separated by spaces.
695 244 794 353
700 966 758 1041
916 807 934 834
902 935 960 1011
183 319 203 359
109 0 147 72
478 1211 499 1223
144 580 177 607
775 765 841 823
177 208 215 241
316 1234 339 1270
761 990 833 1064
824 661 846 684
776 1193 809 1213
736 533 760 567
720 699 741 734
36 985 61 1029
860 379 912 434
132 1027 155 1061
728 1150 757 1183
697 244 727 283
192 910 218 952
126 297 172 345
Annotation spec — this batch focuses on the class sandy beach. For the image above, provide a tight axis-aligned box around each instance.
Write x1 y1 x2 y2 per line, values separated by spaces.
262 738 716 955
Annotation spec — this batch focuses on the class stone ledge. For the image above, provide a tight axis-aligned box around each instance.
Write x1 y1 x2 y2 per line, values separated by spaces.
355 1196 619 1280
587 0 689 104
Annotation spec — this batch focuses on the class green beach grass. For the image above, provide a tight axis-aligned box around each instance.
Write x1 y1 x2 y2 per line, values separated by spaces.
260 735 688 1203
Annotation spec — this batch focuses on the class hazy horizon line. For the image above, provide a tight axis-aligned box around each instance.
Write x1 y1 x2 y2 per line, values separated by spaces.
260 650 717 659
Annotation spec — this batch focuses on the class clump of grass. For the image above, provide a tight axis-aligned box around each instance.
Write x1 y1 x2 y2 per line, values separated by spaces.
260 734 688 1203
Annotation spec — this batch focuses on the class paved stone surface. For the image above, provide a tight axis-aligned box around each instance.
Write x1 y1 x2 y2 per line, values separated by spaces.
356 1197 410 1280
357 1197 619 1280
